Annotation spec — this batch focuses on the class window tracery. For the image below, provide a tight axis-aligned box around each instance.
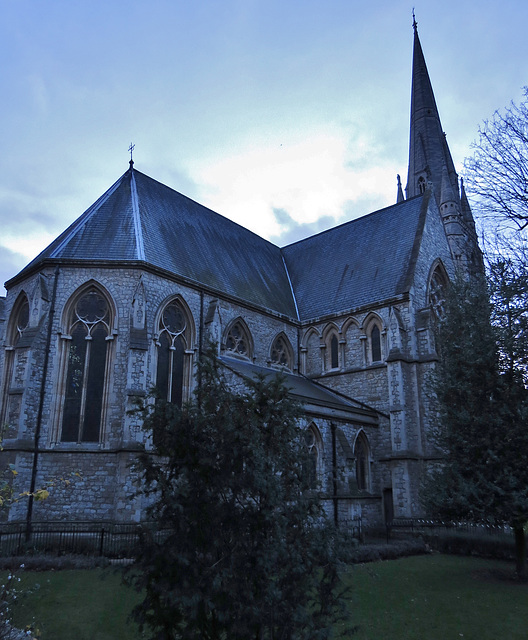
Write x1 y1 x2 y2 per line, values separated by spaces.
0 295 30 432
429 265 448 319
225 320 252 358
61 288 112 443
13 298 29 346
156 299 189 406
270 334 293 369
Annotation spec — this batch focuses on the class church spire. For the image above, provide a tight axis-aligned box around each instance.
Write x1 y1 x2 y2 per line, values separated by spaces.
405 19 459 207
405 19 482 276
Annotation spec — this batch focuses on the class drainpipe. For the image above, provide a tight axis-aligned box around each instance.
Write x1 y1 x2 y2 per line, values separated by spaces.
197 290 204 407
26 266 60 542
331 422 339 528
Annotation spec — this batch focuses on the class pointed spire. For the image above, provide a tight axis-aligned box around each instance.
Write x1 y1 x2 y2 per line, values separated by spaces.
406 20 459 206
396 174 405 203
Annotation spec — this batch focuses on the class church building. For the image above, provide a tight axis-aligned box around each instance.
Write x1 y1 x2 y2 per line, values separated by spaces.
0 24 481 527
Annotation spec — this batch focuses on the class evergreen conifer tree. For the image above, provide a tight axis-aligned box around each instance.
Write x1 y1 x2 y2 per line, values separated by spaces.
126 345 352 639
425 274 528 578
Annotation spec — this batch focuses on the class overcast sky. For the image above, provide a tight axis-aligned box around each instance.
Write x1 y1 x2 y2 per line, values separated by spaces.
1 0 527 294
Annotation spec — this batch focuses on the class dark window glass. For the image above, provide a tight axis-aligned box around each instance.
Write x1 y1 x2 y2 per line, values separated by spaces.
61 290 110 443
371 325 381 362
355 436 368 491
62 325 88 442
330 334 339 369
156 332 171 402
82 323 108 442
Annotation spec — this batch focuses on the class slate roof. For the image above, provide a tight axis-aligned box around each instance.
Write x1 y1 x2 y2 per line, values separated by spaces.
219 356 378 424
14 167 298 317
10 166 428 322
281 195 427 320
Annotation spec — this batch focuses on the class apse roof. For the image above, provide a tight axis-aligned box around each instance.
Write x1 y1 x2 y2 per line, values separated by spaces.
10 166 428 322
16 167 298 317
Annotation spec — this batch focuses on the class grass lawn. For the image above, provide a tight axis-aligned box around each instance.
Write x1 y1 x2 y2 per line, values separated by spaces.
347 554 528 639
4 554 528 639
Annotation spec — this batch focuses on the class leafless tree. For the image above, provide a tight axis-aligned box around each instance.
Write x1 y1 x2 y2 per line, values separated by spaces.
465 88 528 231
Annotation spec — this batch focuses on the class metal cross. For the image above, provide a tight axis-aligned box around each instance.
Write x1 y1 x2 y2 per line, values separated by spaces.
128 143 135 162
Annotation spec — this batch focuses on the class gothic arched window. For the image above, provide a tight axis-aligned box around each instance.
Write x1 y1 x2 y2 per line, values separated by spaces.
354 432 370 491
429 265 449 319
61 288 113 443
303 425 322 489
0 294 31 431
370 325 381 362
366 320 382 364
418 176 426 194
224 320 252 358
270 334 293 370
11 297 30 346
324 326 340 371
156 299 190 406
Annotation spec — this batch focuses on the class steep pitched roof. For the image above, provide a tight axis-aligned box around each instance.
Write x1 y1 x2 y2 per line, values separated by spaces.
406 22 459 206
13 167 298 317
281 194 428 320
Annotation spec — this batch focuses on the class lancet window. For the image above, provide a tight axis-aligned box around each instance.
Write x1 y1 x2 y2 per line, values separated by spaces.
354 432 370 491
324 326 340 371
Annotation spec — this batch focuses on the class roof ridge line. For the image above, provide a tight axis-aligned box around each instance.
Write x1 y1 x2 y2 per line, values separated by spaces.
280 254 300 321
130 170 145 261
49 173 126 259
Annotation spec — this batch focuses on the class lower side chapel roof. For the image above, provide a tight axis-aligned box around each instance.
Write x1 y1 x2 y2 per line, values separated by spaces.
8 166 428 321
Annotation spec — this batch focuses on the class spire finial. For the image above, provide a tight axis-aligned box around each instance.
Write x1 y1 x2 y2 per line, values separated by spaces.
128 142 135 168
412 8 417 31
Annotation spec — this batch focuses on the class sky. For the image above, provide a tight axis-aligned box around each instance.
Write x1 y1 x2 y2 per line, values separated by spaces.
1 0 528 295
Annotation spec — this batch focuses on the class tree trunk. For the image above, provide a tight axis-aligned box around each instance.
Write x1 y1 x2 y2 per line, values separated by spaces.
514 526 527 581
